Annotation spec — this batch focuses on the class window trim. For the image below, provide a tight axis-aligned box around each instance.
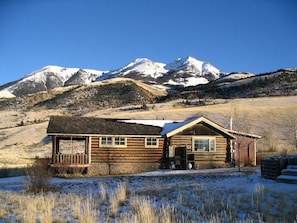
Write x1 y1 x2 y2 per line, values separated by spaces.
192 136 216 152
145 137 159 148
100 136 127 147
114 136 127 147
101 136 113 146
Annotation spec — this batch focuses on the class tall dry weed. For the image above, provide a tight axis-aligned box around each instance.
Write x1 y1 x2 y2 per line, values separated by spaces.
109 191 119 217
131 196 157 223
70 195 84 219
128 196 174 223
116 181 127 204
77 195 98 223
25 157 53 192
36 195 55 223
99 182 107 202
108 181 127 216
17 193 55 223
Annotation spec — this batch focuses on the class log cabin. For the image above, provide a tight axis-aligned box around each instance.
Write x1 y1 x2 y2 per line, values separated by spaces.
161 117 261 169
47 116 261 175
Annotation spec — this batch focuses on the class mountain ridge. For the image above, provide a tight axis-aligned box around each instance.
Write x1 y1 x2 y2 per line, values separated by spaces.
0 56 224 98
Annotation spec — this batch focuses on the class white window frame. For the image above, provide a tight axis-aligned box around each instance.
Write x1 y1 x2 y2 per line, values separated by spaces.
192 137 216 152
114 136 126 147
145 137 159 148
101 136 113 146
100 136 127 147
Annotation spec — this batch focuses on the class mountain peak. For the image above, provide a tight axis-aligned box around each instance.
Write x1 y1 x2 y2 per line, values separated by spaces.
0 56 227 97
125 58 160 70
38 65 69 74
131 58 152 64
1 66 105 97
43 65 64 70
185 55 201 62
100 57 167 80
165 56 204 71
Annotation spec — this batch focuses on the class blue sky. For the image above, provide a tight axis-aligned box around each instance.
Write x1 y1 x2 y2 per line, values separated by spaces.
0 0 296 85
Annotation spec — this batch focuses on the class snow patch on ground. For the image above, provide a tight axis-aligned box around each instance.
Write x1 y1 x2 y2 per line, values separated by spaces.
0 167 297 222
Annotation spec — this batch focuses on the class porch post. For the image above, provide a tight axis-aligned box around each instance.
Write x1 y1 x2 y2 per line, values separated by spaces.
161 137 170 169
253 139 257 166
88 136 92 164
52 135 56 163
226 138 232 163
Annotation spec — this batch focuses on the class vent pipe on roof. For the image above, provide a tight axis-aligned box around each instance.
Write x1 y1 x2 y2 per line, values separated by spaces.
230 117 233 130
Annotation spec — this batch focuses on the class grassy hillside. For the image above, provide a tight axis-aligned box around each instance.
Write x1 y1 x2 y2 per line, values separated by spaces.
165 69 297 100
1 95 297 168
0 78 167 114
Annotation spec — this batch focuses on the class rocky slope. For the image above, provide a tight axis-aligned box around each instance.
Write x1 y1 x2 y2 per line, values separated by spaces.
0 56 224 98
0 78 167 115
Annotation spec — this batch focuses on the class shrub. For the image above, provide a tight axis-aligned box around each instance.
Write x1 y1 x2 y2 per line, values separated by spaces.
244 157 255 166
25 157 53 192
141 102 148 110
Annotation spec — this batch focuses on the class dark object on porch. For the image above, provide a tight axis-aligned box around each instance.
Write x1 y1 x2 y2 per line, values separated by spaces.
187 154 195 169
175 146 187 169
174 156 182 169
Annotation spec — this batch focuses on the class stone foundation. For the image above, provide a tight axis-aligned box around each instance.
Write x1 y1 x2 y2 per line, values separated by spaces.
87 162 160 176
193 162 232 170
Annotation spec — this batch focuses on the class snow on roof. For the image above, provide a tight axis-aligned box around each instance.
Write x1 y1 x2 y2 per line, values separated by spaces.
121 118 193 136
121 117 260 139
161 119 193 135
122 119 180 128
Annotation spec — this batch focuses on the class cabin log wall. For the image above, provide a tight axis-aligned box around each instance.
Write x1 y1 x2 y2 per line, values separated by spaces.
87 137 164 175
169 135 229 168
90 137 164 164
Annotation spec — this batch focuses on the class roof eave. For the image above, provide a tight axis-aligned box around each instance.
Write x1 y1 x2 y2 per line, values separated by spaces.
228 130 262 139
47 132 163 137
165 117 236 139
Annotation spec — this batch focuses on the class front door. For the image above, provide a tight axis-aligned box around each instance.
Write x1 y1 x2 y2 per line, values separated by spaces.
175 147 187 169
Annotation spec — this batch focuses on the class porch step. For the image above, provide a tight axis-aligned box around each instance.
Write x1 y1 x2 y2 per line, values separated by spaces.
286 165 297 169
276 175 297 184
281 167 297 176
276 165 297 184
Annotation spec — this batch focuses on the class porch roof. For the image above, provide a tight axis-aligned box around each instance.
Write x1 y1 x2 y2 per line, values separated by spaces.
47 116 162 136
162 116 236 138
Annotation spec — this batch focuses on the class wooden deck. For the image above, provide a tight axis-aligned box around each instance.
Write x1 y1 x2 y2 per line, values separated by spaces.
51 154 90 167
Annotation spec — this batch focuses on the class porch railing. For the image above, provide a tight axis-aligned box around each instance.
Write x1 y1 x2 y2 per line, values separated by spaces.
53 154 89 166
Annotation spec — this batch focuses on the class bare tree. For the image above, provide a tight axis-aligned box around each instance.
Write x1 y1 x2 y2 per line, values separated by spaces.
231 109 253 171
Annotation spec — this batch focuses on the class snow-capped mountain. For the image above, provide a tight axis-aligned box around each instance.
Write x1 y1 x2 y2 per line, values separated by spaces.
165 56 220 76
0 56 225 98
96 58 167 81
160 56 224 86
0 66 104 97
97 56 225 86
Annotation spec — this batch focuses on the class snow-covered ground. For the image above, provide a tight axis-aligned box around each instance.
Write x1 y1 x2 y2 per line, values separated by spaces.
0 167 296 222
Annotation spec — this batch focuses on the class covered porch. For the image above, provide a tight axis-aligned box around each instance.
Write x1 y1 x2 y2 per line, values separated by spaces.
50 135 91 168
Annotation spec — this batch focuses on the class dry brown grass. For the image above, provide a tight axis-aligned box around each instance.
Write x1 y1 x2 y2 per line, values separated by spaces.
1 96 297 168
1 174 296 222
89 96 297 153
109 181 127 216
79 77 167 97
